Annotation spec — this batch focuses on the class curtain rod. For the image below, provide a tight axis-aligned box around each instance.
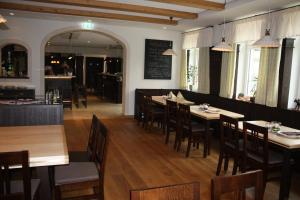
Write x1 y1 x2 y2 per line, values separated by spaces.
183 4 299 34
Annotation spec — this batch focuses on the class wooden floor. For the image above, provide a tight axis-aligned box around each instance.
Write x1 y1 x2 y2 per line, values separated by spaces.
64 97 300 200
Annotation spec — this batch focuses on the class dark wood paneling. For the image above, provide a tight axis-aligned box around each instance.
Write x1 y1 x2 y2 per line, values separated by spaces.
0 104 63 126
209 48 222 96
0 88 35 99
278 38 295 109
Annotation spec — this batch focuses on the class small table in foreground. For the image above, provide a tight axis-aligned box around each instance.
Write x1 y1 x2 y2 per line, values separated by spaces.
238 121 300 200
0 125 69 200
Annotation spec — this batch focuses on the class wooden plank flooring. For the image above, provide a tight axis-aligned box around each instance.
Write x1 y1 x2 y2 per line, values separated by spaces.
64 117 300 200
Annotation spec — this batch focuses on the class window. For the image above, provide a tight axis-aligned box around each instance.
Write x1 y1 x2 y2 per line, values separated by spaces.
246 48 260 96
0 44 28 78
187 48 199 91
235 43 261 100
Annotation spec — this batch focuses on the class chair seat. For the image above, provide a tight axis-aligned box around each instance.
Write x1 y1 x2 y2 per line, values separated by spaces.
55 162 99 185
247 150 284 165
68 151 90 162
10 179 40 199
225 139 243 152
183 121 214 133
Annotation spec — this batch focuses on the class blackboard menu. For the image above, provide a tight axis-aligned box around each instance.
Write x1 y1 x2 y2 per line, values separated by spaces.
144 39 172 80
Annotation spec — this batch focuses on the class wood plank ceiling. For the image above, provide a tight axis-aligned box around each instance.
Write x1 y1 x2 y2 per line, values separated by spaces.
0 0 224 25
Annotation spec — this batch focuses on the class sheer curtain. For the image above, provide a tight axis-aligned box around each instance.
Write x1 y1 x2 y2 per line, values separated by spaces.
255 47 282 107
219 46 236 98
198 47 210 94
180 50 187 89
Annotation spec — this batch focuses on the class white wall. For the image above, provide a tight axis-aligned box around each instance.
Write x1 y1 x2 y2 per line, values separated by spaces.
46 45 123 57
0 16 182 115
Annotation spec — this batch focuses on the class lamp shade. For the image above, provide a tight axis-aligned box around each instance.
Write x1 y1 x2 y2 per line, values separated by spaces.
212 37 234 52
253 29 280 48
0 15 7 24
162 48 177 56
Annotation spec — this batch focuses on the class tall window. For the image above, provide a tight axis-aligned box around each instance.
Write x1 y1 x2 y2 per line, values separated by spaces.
187 48 199 91
236 43 261 99
246 48 261 96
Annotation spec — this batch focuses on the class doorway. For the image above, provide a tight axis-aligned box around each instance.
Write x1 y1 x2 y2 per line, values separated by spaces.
44 30 124 117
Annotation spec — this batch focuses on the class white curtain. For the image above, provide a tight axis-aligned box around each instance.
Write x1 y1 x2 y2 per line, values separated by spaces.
219 46 236 98
212 6 300 45
182 27 213 49
180 50 188 89
255 47 282 107
198 47 210 94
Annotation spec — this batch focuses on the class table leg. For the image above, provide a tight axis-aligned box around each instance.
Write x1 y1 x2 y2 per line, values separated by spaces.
36 166 53 200
279 150 292 200
204 120 210 158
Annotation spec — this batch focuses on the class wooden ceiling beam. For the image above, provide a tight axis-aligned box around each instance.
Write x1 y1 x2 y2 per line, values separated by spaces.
150 0 225 11
0 2 178 25
27 0 198 19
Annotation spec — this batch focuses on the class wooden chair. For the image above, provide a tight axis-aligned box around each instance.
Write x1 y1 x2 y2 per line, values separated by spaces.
242 122 285 189
165 100 178 147
130 182 200 200
211 170 264 200
144 96 165 131
216 114 244 175
137 96 147 127
0 151 40 200
54 119 108 200
68 114 99 162
177 104 211 157
74 84 87 108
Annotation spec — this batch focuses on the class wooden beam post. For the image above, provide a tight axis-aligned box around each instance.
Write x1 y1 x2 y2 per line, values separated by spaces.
0 2 178 25
150 0 224 11
27 0 198 19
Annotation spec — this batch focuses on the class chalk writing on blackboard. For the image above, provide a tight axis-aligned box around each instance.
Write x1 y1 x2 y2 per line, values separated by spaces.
144 39 172 80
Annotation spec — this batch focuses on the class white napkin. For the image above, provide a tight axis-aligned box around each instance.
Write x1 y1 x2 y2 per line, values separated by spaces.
176 91 186 101
168 91 177 100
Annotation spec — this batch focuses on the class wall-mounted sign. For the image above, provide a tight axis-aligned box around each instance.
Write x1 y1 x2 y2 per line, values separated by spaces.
144 39 172 80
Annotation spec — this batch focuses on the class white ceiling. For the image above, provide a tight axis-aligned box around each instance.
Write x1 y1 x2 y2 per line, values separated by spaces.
47 31 122 48
0 0 299 31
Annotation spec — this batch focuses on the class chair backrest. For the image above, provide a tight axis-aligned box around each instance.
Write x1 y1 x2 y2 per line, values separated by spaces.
130 182 200 200
178 104 191 130
166 100 178 123
87 114 99 161
219 114 241 151
0 151 31 200
211 170 264 200
94 119 108 180
243 122 269 165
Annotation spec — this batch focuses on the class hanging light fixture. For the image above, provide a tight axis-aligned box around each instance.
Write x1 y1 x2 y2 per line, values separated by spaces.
0 15 7 24
212 0 233 52
253 0 280 48
162 17 176 56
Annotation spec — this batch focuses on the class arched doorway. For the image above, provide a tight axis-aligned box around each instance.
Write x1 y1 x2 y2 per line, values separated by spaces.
41 28 128 117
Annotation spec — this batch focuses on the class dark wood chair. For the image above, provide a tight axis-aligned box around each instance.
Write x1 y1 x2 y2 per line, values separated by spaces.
242 122 286 189
130 182 200 200
0 151 40 200
68 114 99 162
54 119 108 200
165 100 178 147
137 96 147 127
211 170 264 200
74 84 87 108
144 96 165 131
177 104 211 157
216 114 244 175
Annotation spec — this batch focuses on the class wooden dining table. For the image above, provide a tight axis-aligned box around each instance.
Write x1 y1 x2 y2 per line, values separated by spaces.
152 96 244 157
238 121 300 200
0 125 69 200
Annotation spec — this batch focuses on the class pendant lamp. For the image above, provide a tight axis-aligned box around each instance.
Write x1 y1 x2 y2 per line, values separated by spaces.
212 0 233 52
162 41 176 56
0 15 7 24
253 0 280 48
